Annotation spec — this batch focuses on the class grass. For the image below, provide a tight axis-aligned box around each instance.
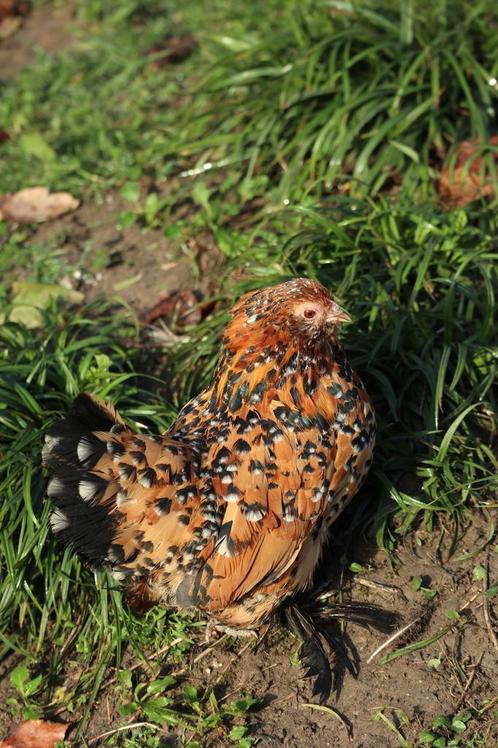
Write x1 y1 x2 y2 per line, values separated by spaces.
0 0 497 744
165 0 498 203
0 0 187 194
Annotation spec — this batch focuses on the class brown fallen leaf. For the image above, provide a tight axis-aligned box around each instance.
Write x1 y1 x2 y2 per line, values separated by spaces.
0 187 79 223
0 129 10 144
141 289 204 329
0 719 68 748
438 135 498 207
141 289 217 339
147 33 198 68
0 15 21 37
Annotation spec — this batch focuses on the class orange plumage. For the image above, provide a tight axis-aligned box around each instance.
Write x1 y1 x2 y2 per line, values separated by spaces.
44 278 375 630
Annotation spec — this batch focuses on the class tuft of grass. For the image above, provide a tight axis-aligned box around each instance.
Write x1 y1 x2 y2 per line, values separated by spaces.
0 0 192 194
166 0 498 203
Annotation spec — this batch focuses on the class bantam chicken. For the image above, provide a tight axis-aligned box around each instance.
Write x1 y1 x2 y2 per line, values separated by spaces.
44 278 384 696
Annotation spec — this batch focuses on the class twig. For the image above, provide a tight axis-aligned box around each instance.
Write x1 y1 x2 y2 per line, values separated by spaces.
261 663 279 673
455 650 484 710
353 578 408 602
193 633 229 663
300 703 353 740
59 611 85 656
87 721 160 744
459 589 481 611
478 694 498 716
102 637 185 690
273 693 294 706
366 616 421 664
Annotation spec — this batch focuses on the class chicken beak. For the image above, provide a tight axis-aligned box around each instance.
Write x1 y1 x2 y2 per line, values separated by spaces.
326 304 352 326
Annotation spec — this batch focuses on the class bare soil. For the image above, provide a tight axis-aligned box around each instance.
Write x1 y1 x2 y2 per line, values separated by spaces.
171 512 497 748
0 4 76 80
31 190 221 313
42 510 497 747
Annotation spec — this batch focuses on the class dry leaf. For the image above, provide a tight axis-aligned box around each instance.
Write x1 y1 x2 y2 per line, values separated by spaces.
438 136 498 207
0 187 79 223
0 15 21 37
1 281 84 328
147 33 198 68
0 719 68 748
141 289 209 329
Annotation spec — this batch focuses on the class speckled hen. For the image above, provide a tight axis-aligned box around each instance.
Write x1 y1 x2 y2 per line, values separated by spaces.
44 279 376 632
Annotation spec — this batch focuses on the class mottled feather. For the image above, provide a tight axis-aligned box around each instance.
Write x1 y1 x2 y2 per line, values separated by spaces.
44 278 375 626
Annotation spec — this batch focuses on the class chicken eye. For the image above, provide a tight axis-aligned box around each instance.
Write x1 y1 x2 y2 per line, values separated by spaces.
303 308 317 320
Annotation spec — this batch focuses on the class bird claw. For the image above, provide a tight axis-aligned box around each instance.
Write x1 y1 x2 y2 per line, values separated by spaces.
205 620 258 644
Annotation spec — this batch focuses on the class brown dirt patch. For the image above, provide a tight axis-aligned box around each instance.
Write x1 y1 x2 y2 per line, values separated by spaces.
0 4 76 80
19 511 492 748
183 512 497 748
29 191 221 314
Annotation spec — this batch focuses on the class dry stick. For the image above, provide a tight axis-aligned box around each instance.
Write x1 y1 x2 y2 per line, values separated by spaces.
261 663 279 673
273 693 295 706
101 637 186 691
455 650 484 710
482 556 498 654
368 583 485 666
300 703 352 740
366 616 421 664
87 722 160 744
59 611 85 656
353 577 408 602
478 694 498 716
193 633 230 663
459 589 481 611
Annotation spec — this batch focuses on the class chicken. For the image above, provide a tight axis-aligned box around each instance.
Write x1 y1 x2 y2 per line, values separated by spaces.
44 278 379 681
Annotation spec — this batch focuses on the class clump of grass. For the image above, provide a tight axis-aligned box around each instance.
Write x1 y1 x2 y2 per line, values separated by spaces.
169 0 498 202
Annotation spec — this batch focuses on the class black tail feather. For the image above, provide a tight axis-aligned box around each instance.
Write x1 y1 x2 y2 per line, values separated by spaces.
43 393 122 564
69 393 124 432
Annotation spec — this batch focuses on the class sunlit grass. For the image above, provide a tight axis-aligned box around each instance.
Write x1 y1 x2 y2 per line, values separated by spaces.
167 0 498 203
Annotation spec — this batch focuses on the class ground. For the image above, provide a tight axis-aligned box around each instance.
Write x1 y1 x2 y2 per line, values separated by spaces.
2 504 496 747
0 1 497 747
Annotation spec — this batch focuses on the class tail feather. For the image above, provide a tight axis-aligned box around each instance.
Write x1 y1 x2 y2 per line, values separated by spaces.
43 393 198 592
43 394 123 564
